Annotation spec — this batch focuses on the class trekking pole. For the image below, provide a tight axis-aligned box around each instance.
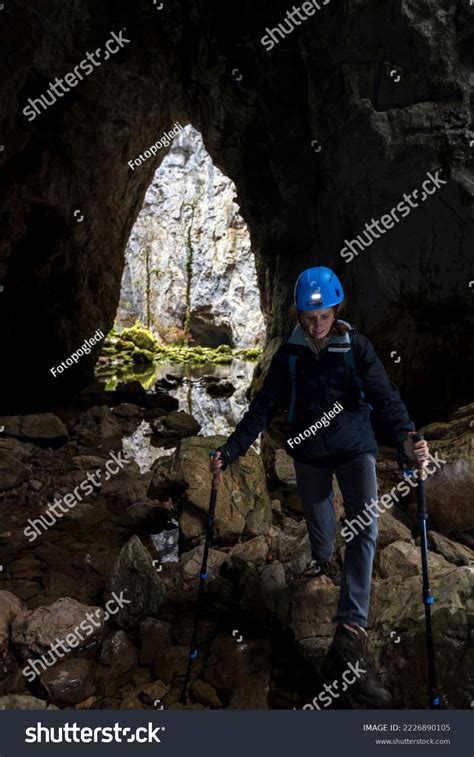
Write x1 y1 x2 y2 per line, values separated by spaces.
180 450 222 705
398 433 447 709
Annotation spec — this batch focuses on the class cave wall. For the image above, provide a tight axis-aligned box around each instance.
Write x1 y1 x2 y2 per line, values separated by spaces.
1 0 474 418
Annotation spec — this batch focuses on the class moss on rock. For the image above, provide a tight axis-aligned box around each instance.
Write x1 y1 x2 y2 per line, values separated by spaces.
121 322 158 351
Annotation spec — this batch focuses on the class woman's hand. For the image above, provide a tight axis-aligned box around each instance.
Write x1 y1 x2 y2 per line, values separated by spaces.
403 431 430 467
210 449 224 473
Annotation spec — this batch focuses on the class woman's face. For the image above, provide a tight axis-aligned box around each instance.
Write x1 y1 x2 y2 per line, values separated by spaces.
300 307 335 339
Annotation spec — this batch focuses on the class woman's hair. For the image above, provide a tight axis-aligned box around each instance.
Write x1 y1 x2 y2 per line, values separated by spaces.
333 301 349 334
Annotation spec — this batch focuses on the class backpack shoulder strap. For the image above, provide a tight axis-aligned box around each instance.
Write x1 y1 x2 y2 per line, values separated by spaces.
346 333 372 408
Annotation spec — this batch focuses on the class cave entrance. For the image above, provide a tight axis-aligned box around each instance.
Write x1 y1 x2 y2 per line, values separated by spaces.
115 125 265 349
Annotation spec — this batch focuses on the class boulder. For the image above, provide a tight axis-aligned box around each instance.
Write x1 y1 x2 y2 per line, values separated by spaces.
153 645 202 685
223 535 269 574
98 631 138 673
147 390 179 412
113 380 147 404
37 658 95 706
104 535 167 629
369 567 474 708
259 561 288 615
69 405 122 447
375 506 413 549
0 694 58 710
415 406 474 534
428 531 474 567
269 519 312 580
205 381 235 398
11 597 105 659
377 540 453 579
150 411 201 440
202 634 271 709
112 403 144 418
0 591 25 649
179 545 226 582
0 414 68 447
189 680 222 708
0 448 30 492
286 556 473 708
149 435 272 546
139 618 172 666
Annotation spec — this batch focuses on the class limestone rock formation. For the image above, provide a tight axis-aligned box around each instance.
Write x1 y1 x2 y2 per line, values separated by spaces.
115 126 265 349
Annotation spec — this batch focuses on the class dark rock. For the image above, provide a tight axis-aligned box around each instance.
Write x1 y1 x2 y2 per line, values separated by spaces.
104 536 167 630
114 381 147 404
112 403 144 418
68 405 122 448
166 373 183 384
153 645 201 685
0 694 58 710
189 680 222 709
98 631 138 673
0 449 29 492
146 391 179 412
0 415 68 447
202 634 271 708
179 545 226 582
428 531 474 566
139 618 172 666
0 591 25 650
37 659 95 706
150 411 201 440
205 381 235 398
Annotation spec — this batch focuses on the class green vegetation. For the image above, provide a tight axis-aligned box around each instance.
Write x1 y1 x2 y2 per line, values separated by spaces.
99 321 262 369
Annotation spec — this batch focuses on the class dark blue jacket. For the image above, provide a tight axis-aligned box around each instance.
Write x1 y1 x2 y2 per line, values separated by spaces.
222 320 415 468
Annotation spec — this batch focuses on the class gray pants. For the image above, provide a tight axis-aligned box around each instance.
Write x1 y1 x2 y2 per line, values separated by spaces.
294 453 378 628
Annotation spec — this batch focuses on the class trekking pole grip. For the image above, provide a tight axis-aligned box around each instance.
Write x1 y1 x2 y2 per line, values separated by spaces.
411 432 426 472
411 433 428 517
209 450 223 488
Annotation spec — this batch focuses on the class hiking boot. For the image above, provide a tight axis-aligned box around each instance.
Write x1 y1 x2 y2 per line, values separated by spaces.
321 624 392 708
302 557 342 586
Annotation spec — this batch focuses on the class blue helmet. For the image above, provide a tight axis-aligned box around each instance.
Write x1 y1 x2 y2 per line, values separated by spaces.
294 266 344 310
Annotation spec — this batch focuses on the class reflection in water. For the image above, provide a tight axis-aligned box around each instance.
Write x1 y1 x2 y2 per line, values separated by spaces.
119 359 259 472
168 359 255 437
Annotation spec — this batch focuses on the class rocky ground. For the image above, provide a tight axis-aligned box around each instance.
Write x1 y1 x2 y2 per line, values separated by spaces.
0 383 472 710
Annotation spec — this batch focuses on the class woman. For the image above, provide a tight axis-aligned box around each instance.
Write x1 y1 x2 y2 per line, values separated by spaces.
211 266 429 707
